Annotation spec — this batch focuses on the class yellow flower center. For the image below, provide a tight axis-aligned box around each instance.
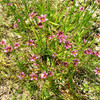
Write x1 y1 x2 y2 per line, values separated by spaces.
98 70 100 73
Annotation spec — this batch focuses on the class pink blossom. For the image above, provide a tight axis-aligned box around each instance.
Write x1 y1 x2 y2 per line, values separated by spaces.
37 14 48 22
96 33 100 39
95 51 100 57
0 40 6 45
57 34 67 43
30 72 38 80
28 12 37 18
92 51 96 55
48 71 54 77
97 0 100 4
8 2 12 6
80 6 84 11
94 67 100 75
14 23 17 28
41 72 48 79
62 62 68 67
4 46 13 53
71 50 77 57
86 49 92 54
29 54 38 62
18 72 25 79
83 39 86 44
74 59 80 66
49 35 55 39
17 19 20 23
14 42 19 49
52 53 57 58
38 22 43 28
64 41 72 49
57 31 64 37
27 39 34 46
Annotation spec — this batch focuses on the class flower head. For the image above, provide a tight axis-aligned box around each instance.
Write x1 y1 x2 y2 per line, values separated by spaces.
97 0 100 4
41 72 48 79
14 23 17 28
0 40 6 45
17 19 20 23
28 12 37 18
14 42 19 49
71 50 77 57
37 14 48 22
4 46 13 53
74 59 80 66
96 33 100 39
80 6 84 11
62 62 68 67
29 54 38 62
83 39 86 44
95 51 100 57
30 72 38 80
57 31 64 37
52 53 57 58
57 34 67 43
48 71 54 77
64 41 72 49
94 67 100 75
8 2 12 6
27 39 34 46
18 72 25 79
38 22 43 28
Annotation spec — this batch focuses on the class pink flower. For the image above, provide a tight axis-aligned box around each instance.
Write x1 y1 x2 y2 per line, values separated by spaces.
4 46 13 53
80 6 84 11
0 40 6 45
74 59 80 66
14 42 19 49
29 54 38 62
41 72 48 79
37 14 48 22
57 31 64 37
96 33 100 39
95 51 100 57
49 35 55 39
17 19 20 23
30 72 38 80
38 22 43 28
14 23 17 28
71 50 77 57
48 71 54 77
97 0 100 4
92 51 96 55
52 53 57 58
94 67 100 75
18 72 25 79
62 62 68 67
36 0 38 2
86 49 92 54
64 41 72 49
28 12 37 18
27 39 34 46
83 39 86 44
8 2 12 6
57 34 67 43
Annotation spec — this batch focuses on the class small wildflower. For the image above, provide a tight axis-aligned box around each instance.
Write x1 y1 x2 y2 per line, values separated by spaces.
74 59 80 66
30 72 38 80
27 39 34 46
52 53 57 58
94 67 100 75
86 49 92 54
14 42 19 49
57 34 67 43
29 54 38 62
28 12 37 18
0 40 6 45
14 23 17 28
17 19 20 23
71 50 77 57
62 62 68 67
4 46 13 53
92 51 96 55
8 2 12 6
49 35 55 39
83 39 86 44
80 6 84 11
37 14 48 22
57 31 64 37
64 41 72 49
41 72 48 79
97 0 100 4
48 71 54 77
96 33 100 39
18 72 25 79
38 22 43 28
95 51 100 57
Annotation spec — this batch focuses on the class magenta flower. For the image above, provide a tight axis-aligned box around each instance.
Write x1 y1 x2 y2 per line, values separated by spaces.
37 14 48 22
92 51 96 55
86 49 92 54
29 54 38 62
74 59 80 66
38 22 43 28
28 12 37 18
48 71 54 77
8 2 12 6
0 40 6 45
94 67 100 75
57 31 64 37
14 42 19 49
30 72 38 80
18 72 25 79
14 23 17 28
57 34 67 43
97 0 100 4
96 33 100 39
64 41 72 49
17 19 20 23
71 50 77 57
62 62 68 67
4 46 13 53
80 6 84 11
27 39 34 46
95 51 100 57
49 35 55 39
41 72 48 79
83 39 86 44
52 53 57 58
